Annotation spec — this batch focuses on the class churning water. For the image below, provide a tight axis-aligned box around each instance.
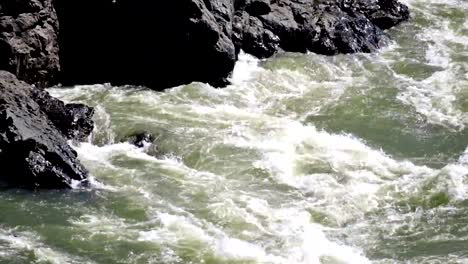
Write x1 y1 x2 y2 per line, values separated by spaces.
1 0 468 263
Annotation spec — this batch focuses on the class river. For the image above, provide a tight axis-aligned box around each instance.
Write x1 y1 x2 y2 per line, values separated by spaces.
1 0 468 263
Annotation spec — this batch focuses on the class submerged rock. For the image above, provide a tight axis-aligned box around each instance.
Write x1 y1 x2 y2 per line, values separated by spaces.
0 0 60 87
0 71 90 189
126 132 155 148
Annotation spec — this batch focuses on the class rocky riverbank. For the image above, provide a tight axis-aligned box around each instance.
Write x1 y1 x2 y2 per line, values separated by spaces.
54 0 409 88
1 0 410 89
0 0 409 188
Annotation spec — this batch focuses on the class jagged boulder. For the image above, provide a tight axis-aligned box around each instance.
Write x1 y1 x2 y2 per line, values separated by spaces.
233 0 410 57
0 71 91 189
31 89 94 141
0 0 60 87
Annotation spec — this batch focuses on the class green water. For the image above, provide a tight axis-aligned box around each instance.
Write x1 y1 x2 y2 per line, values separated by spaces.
1 0 468 263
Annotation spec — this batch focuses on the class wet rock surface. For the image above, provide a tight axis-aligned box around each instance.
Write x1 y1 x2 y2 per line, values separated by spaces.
0 71 90 189
234 0 410 57
31 89 94 141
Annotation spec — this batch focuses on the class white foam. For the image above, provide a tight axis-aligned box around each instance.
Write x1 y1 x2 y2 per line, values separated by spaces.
397 75 466 129
91 105 115 144
401 0 468 7
73 142 159 166
391 3 468 129
50 84 468 264
216 237 268 261
0 229 90 264
44 2 468 262
229 52 263 85
396 49 467 130
87 176 119 191
136 207 372 264
425 43 450 68
48 84 112 102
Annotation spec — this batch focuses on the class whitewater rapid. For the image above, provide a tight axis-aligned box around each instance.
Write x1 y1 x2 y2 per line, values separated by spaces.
0 0 467 263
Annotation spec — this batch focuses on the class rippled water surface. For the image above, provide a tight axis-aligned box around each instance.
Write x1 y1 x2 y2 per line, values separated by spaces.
1 0 468 263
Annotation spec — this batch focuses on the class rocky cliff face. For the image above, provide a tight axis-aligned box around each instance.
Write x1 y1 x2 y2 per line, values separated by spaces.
0 0 410 89
53 0 409 89
0 0 60 88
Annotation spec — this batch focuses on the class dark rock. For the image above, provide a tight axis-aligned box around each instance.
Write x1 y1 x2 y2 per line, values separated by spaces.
0 0 60 88
246 0 271 16
31 89 94 141
234 0 410 56
0 71 89 189
257 3 304 52
234 0 248 10
0 0 407 90
233 12 279 58
53 0 237 89
127 132 155 148
292 2 387 55
360 0 410 30
49 0 409 89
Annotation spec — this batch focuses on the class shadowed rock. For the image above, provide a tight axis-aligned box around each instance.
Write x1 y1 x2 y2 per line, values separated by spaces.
31 89 94 141
53 0 237 89
53 0 409 90
234 0 410 57
0 71 90 189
